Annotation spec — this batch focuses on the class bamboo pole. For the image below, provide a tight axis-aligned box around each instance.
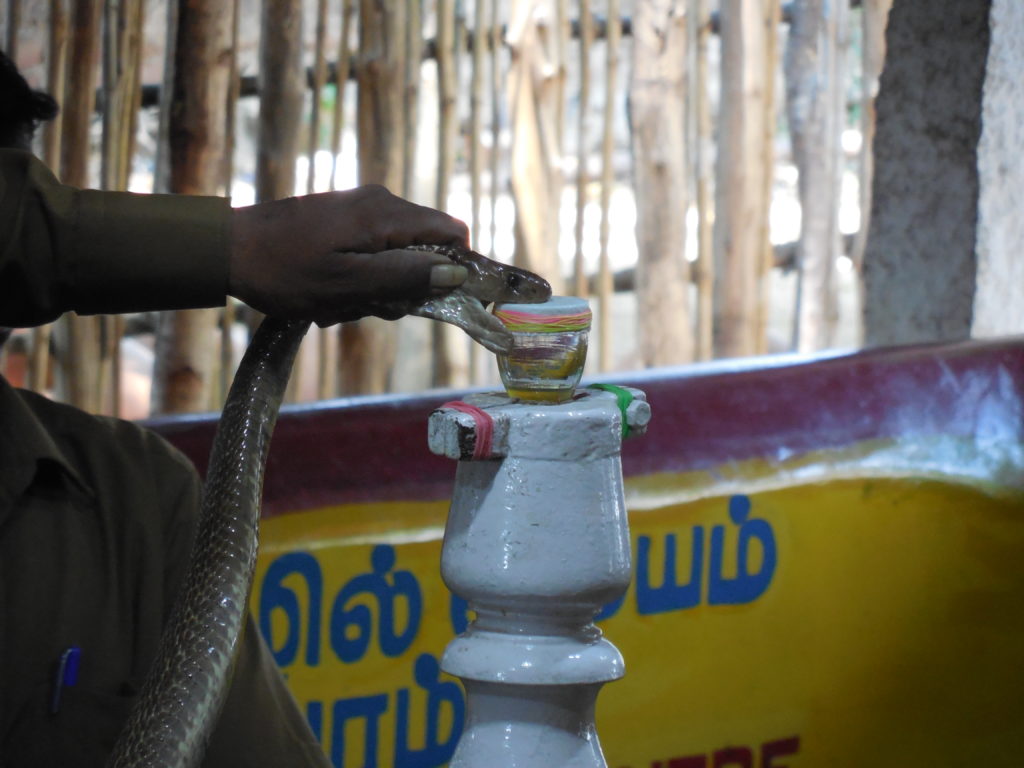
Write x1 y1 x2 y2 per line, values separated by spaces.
257 0 304 203
756 0 781 355
152 0 176 194
435 0 459 205
258 0 306 401
488 0 501 261
712 0 772 358
215 0 238 405
554 0 568 154
28 0 71 394
508 0 564 292
468 0 486 383
402 0 421 199
152 0 235 415
321 0 352 398
305 0 330 401
99 0 144 417
691 0 714 360
329 0 354 192
42 0 68 172
597 0 619 372
100 0 143 192
217 0 240 408
432 0 459 388
342 0 407 394
573 0 593 298
57 0 102 412
785 0 847 353
307 0 329 194
630 0 693 367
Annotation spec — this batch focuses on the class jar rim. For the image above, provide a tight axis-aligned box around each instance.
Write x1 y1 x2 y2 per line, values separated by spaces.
494 296 592 333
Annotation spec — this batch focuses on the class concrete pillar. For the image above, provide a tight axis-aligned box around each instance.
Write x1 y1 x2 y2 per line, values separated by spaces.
862 0 991 347
864 0 1024 346
973 0 1024 337
428 388 651 767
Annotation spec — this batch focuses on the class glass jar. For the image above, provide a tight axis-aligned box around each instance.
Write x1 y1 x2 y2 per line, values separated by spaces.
494 296 591 403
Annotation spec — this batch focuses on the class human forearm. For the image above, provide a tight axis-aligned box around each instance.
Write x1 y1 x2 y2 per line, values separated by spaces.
1 149 470 329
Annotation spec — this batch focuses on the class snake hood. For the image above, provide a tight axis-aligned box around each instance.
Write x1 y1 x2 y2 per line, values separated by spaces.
403 245 552 353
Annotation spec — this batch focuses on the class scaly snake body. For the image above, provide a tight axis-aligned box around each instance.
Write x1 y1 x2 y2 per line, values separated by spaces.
107 247 550 768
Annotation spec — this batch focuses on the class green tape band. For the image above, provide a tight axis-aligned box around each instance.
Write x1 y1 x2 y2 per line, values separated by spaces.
589 384 634 438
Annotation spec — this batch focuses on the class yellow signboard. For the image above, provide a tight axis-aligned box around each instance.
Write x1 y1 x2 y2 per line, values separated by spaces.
252 474 1024 767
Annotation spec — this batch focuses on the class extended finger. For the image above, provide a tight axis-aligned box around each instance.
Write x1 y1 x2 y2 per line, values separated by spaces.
332 249 469 304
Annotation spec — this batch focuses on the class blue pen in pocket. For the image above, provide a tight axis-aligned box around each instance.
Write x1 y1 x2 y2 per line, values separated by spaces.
50 646 81 714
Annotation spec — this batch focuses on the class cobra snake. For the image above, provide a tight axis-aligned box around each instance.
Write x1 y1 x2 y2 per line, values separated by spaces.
106 246 551 768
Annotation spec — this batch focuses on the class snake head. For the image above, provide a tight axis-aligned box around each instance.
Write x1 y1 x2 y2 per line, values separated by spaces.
406 244 552 306
403 244 553 353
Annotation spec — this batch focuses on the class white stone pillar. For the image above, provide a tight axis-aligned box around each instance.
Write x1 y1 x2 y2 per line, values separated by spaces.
428 387 650 768
974 0 1024 337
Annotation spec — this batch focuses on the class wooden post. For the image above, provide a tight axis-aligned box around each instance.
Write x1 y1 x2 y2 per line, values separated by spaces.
41 0 69 173
630 0 693 367
489 0 502 262
401 0 421 200
573 0 593 299
55 0 102 412
597 0 619 371
342 0 407 394
785 0 848 352
431 0 467 389
468 0 486 383
259 0 309 401
99 0 144 417
151 0 235 414
29 0 71 394
553 0 569 158
757 0 781 354
690 0 714 360
712 0 773 358
507 0 565 294
218 0 241 407
307 0 329 195
257 0 304 202
329 0 354 192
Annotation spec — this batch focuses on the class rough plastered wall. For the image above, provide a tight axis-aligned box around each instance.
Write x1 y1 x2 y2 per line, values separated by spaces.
862 0 991 347
973 0 1024 337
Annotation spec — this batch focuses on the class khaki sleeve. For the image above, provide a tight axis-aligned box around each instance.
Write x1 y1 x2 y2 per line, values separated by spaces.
0 149 230 327
204 616 333 768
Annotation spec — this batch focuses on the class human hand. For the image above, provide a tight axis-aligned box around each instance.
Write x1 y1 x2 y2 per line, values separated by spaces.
228 185 470 325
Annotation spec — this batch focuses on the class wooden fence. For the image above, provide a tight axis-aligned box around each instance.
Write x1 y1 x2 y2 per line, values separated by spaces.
1 0 892 418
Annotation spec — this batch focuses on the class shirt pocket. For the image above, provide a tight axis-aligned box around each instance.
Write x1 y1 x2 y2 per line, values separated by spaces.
2 681 137 768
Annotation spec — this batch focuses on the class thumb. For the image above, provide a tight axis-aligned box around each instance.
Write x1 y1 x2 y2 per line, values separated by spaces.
349 249 469 303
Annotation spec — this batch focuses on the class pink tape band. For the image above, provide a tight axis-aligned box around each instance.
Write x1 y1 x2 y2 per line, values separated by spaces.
441 401 494 459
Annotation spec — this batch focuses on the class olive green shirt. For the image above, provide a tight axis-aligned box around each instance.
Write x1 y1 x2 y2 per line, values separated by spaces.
0 151 331 766
0 149 230 327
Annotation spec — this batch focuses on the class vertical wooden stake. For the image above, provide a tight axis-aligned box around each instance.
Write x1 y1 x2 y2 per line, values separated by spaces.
58 0 102 412
308 0 329 194
573 0 593 299
329 0 354 191
691 0 714 360
597 1 620 372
